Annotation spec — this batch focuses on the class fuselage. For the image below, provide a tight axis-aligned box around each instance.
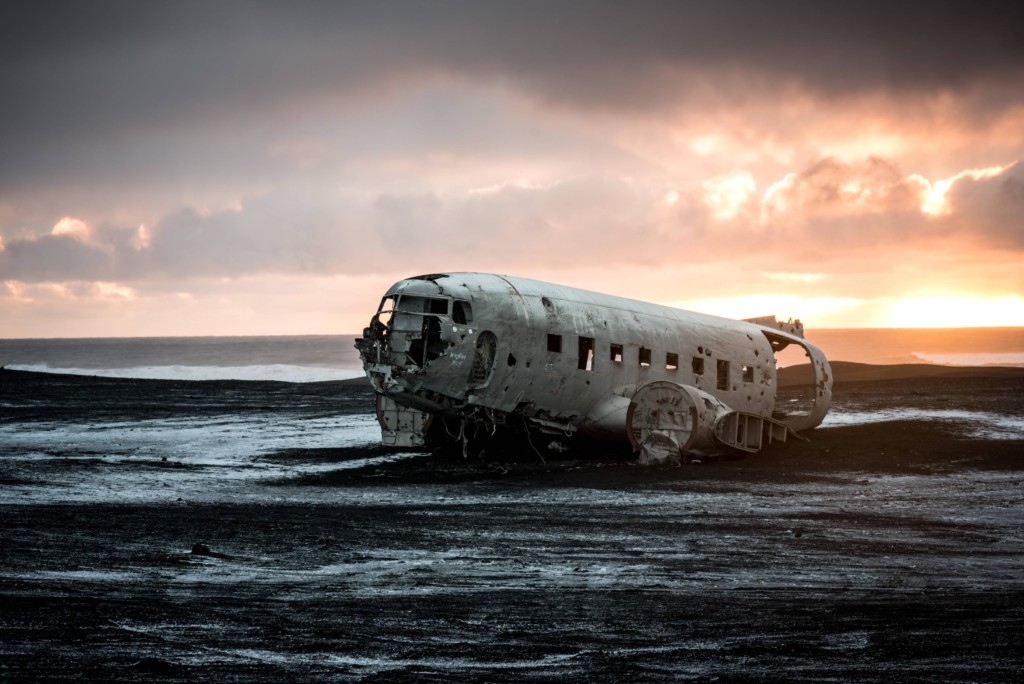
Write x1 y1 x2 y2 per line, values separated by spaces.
355 272 832 460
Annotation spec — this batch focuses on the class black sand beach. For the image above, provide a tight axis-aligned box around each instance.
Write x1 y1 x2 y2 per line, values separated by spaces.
1 365 1023 681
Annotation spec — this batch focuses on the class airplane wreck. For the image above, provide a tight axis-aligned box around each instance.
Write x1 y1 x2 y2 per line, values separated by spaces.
355 273 832 464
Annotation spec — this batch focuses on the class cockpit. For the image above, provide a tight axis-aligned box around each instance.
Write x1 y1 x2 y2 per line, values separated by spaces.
359 293 474 370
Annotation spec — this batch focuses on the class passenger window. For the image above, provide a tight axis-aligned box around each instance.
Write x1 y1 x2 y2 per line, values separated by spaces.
453 300 473 324
692 357 704 375
547 334 562 353
666 353 678 370
639 347 651 368
742 364 754 382
717 360 730 390
578 337 594 371
610 344 623 364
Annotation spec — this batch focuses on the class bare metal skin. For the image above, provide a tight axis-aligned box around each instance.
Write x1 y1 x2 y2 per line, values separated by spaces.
356 273 832 463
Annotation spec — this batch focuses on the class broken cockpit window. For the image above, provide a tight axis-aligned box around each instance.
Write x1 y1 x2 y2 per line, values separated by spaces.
453 300 473 324
408 315 445 367
397 296 449 315
427 298 448 315
377 296 396 327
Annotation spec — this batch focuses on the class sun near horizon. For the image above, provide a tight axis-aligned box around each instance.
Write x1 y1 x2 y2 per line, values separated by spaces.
3 281 1024 339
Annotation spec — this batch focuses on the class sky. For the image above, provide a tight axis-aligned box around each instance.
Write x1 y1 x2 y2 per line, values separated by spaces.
2 1 1023 337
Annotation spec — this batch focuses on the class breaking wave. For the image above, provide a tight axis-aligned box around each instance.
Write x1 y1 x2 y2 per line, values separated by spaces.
911 352 1024 367
5 363 364 383
824 408 1024 440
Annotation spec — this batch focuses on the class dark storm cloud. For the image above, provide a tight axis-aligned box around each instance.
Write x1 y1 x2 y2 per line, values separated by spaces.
131 190 373 279
3 1 1022 148
0 188 363 282
0 234 115 282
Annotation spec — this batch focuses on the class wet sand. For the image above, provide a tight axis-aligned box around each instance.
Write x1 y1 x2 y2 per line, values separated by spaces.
1 366 1023 681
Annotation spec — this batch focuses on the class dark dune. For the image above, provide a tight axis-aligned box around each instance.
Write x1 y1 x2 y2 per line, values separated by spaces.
780 360 1024 386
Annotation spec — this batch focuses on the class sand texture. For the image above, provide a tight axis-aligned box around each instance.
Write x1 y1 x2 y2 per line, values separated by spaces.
1 366 1022 681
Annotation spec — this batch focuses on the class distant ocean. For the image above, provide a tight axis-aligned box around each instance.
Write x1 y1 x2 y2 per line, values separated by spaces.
1 328 1022 382
0 335 364 383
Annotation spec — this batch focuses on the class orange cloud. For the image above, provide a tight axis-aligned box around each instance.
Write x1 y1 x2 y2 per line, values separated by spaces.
760 157 924 220
918 165 1009 216
702 172 756 221
50 217 91 241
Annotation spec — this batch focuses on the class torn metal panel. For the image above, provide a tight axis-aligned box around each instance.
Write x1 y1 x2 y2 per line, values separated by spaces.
742 315 805 339
355 272 833 463
376 394 432 447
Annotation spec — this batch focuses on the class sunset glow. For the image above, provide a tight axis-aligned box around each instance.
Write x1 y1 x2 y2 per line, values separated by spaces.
1 4 1022 336
889 296 1024 328
670 295 865 327
919 165 1009 216
50 217 90 240
703 172 756 221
